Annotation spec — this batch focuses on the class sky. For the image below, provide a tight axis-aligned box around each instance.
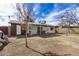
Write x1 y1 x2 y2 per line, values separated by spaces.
0 3 79 26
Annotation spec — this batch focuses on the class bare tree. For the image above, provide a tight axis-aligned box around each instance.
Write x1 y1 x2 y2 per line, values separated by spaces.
60 6 79 25
58 6 79 34
16 3 34 47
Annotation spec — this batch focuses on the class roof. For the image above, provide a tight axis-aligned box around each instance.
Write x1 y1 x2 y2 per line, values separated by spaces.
9 20 79 27
9 20 57 27
28 22 57 27
9 20 22 24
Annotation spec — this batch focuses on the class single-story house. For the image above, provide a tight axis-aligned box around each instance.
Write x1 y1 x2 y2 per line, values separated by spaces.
7 20 79 36
8 20 57 36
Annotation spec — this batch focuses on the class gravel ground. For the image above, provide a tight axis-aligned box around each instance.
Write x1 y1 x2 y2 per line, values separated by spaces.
0 34 79 56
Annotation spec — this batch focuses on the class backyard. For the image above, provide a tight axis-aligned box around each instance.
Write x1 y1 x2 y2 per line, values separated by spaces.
0 34 79 56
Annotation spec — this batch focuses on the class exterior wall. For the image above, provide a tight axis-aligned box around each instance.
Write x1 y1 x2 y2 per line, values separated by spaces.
31 26 37 35
58 28 68 34
69 28 79 34
28 25 55 35
29 26 55 35
30 26 79 34
28 25 37 35
42 27 48 33
58 27 79 34
43 27 55 33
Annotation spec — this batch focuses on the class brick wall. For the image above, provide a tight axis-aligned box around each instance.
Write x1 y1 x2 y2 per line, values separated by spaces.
0 26 8 35
11 24 16 36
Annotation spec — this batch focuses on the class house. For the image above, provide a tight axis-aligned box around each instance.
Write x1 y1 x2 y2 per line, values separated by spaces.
8 19 79 36
8 20 57 36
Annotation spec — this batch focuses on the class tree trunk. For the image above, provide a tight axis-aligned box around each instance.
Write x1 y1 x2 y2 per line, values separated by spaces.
40 24 41 35
26 32 28 47
25 21 28 47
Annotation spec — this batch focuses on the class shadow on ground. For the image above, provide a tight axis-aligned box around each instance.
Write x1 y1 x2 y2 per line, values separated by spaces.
39 33 61 38
43 51 60 56
27 47 72 56
17 33 61 38
27 46 60 56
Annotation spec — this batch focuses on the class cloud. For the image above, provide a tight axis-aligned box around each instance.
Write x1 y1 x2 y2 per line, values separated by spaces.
46 21 60 26
33 4 41 15
53 4 60 12
37 6 72 25
0 3 17 26
0 17 9 26
0 3 17 16
42 5 79 26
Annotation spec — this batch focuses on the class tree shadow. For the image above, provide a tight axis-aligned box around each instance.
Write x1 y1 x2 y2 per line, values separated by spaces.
27 46 45 56
43 52 72 56
27 46 60 56
43 51 60 56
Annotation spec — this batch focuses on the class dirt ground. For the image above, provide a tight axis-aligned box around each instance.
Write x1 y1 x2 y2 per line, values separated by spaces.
0 34 79 56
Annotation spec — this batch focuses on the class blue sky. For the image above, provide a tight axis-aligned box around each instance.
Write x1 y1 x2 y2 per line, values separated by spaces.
25 3 79 25
0 3 79 26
